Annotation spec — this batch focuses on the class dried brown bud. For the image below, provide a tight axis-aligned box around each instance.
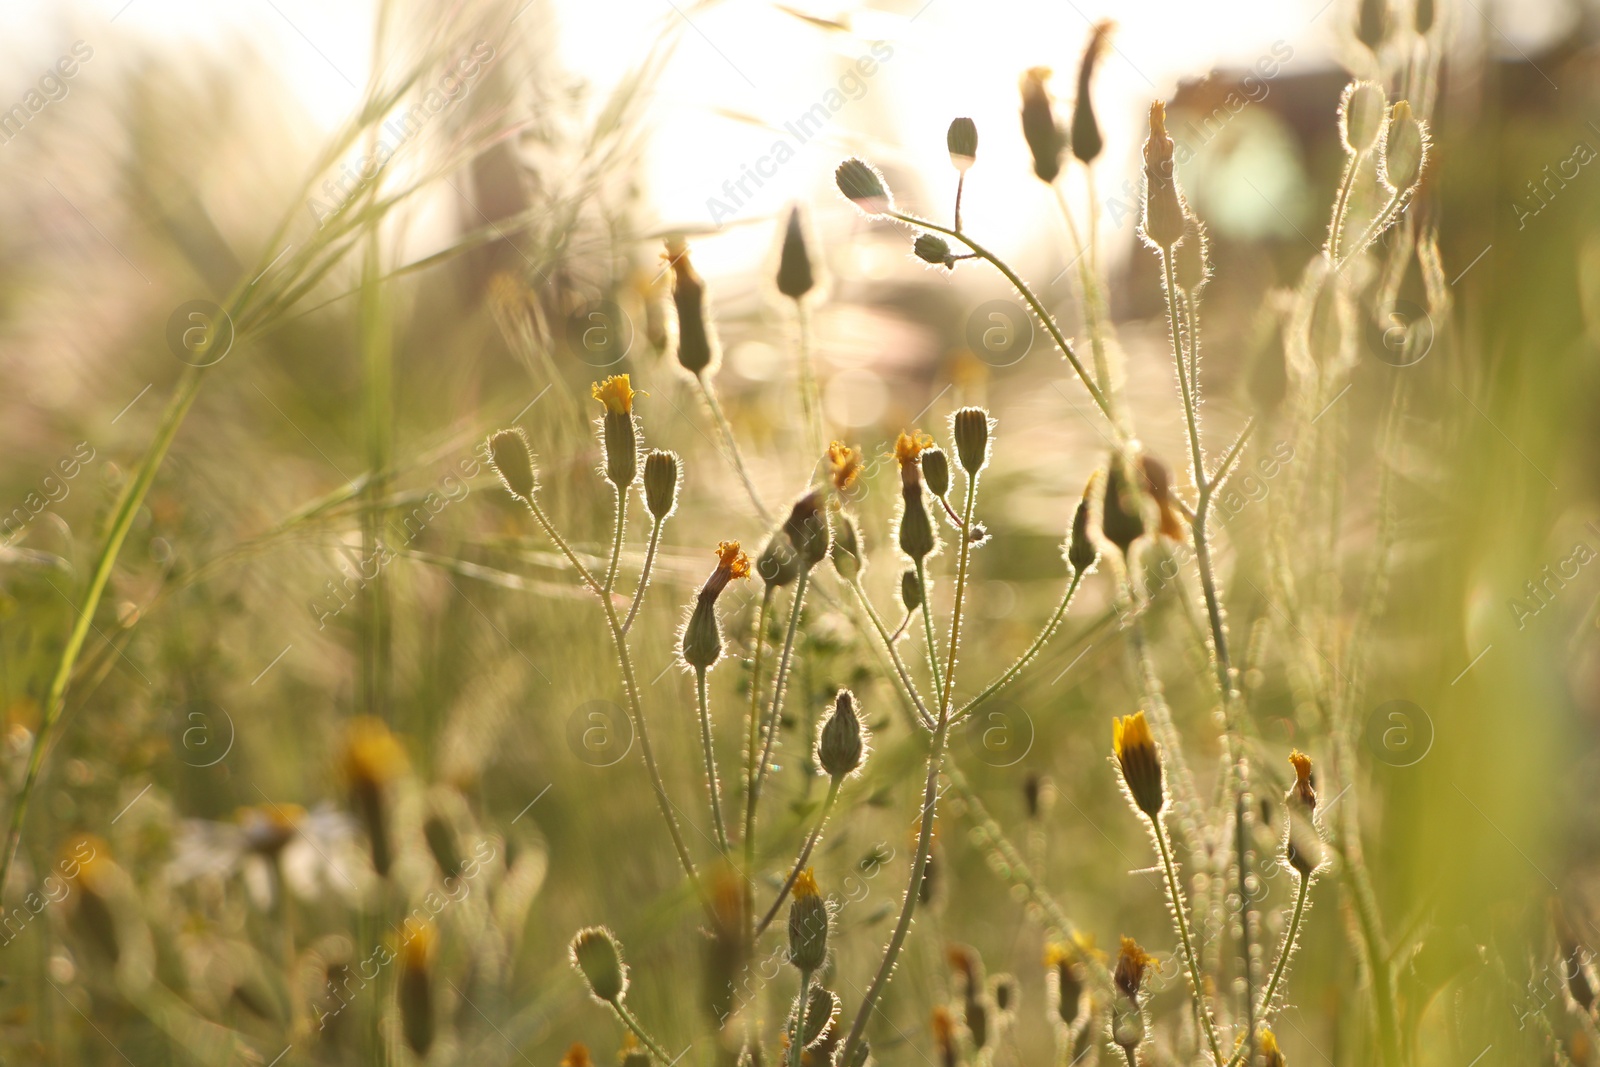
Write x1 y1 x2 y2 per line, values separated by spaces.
1141 101 1187 250
1020 68 1064 184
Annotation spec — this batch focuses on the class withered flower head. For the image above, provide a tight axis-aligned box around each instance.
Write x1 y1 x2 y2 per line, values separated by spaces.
1113 711 1165 819
1285 749 1324 877
894 430 933 470
1141 101 1188 250
785 490 831 568
682 542 751 670
1113 936 1153 1002
1288 750 1317 810
562 1044 594 1067
828 441 864 494
1259 1030 1287 1067
1071 21 1113 164
1020 67 1065 184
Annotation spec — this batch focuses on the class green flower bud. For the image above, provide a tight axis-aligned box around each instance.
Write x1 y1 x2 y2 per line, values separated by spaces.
681 543 751 670
1356 0 1390 52
1020 68 1064 184
787 870 829 974
784 491 830 569
592 376 639 489
570 926 628 1004
832 515 862 582
835 159 891 215
817 689 866 778
900 569 922 612
759 533 800 589
947 117 977 171
898 485 935 562
1067 481 1098 574
914 233 955 269
1070 22 1112 164
1415 0 1435 33
666 239 717 376
922 447 950 498
488 428 536 500
1101 456 1145 556
1381 100 1427 192
952 407 991 474
643 449 679 519
1141 102 1187 250
776 206 815 300
399 923 436 1055
789 985 840 1050
1339 80 1387 157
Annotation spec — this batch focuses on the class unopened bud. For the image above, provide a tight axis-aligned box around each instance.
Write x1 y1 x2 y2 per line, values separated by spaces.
1141 101 1187 250
914 233 955 269
947 117 978 172
570 926 628 1004
836 159 892 216
1101 456 1146 556
666 239 717 376
922 448 950 498
488 428 537 500
832 515 863 581
399 922 436 1055
787 869 829 974
1339 81 1387 157
759 533 800 589
1174 214 1210 293
1356 0 1390 52
776 206 816 300
901 569 922 612
1067 478 1098 573
952 407 991 474
1381 100 1427 192
818 689 867 778
1071 22 1113 164
784 491 830 568
1020 68 1064 184
643 449 679 519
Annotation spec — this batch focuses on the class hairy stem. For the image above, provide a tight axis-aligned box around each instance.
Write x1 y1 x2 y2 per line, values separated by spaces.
954 566 1085 724
1153 816 1223 1066
749 568 811 862
791 971 814 1067
743 587 774 946
756 777 841 936
696 666 731 855
613 1002 673 1064
604 485 629 596
621 515 663 636
696 373 773 524
915 559 945 710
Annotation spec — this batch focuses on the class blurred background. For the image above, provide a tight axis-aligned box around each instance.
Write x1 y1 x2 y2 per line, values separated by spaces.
1 0 1599 1064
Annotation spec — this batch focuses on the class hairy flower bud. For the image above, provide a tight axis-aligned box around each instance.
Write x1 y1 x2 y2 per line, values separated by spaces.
818 689 866 778
1381 100 1427 193
896 433 937 562
900 569 922 612
1339 80 1387 157
1101 455 1146 556
591 376 639 489
1071 22 1113 164
570 926 628 1004
682 542 751 670
1020 68 1064 184
1113 711 1165 818
759 533 800 589
836 159 892 216
787 869 829 974
947 117 977 171
921 447 950 499
832 515 863 582
666 239 717 376
1141 101 1188 250
1067 477 1098 573
914 233 955 269
488 428 537 500
643 449 679 520
784 491 830 569
1285 749 1324 876
1111 937 1152 1050
776 206 816 300
1174 214 1210 293
952 407 992 474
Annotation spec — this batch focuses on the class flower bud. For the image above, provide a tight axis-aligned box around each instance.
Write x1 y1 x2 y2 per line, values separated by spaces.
1141 101 1188 250
759 533 800 589
1111 937 1152 1051
1415 0 1434 33
787 869 829 974
399 921 436 1055
342 717 407 878
1020 68 1064 184
1070 22 1112 164
1285 749 1324 876
570 926 628 1004
1356 0 1390 52
666 239 717 376
836 159 892 216
1046 943 1085 1026
1175 214 1210 293
682 542 751 670
827 442 864 496
488 428 537 500
1101 455 1146 556
789 984 840 1050
952 407 991 474
1381 100 1427 192
1113 711 1165 819
921 448 950 499
899 487 935 562
591 376 639 489
1067 478 1098 574
776 205 816 300
784 491 831 569
1339 81 1387 157
914 233 955 269
643 449 679 520
947 117 977 171
620 1036 651 1067
832 514 863 581
900 569 922 612
818 689 866 778
423 808 461 881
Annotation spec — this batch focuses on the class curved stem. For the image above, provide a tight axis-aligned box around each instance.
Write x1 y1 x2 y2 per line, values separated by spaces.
612 1002 673 1064
1152 816 1223 1066
888 211 1112 424
750 568 810 858
696 666 730 855
1255 870 1312 1027
604 485 628 596
621 515 663 636
1333 188 1404 272
915 559 945 710
848 579 934 730
696 373 773 524
953 567 1085 725
1326 156 1359 260
756 778 841 936
516 494 602 595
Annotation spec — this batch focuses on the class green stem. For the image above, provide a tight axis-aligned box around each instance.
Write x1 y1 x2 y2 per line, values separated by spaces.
1153 817 1223 1066
1255 871 1311 1024
847 580 934 730
621 515 663 635
953 567 1084 724
1334 188 1404 272
791 971 814 1067
0 366 204 895
1327 156 1359 260
915 559 944 710
750 568 810 860
613 1002 673 1064
743 588 774 948
604 484 628 596
794 300 823 464
696 666 731 855
756 778 841 936
888 211 1112 424
516 494 602 594
1160 251 1209 504
697 374 773 525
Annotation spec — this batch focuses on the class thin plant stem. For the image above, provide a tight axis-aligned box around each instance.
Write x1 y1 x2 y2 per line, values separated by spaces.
791 971 814 1067
839 475 979 1066
743 587 774 948
1052 183 1117 410
953 173 966 232
794 300 823 463
1123 1047 1139 1067
1254 870 1311 1028
1334 188 1404 272
749 568 811 858
887 211 1113 424
1327 157 1359 260
915 559 945 710
621 515 663 635
1152 815 1223 1067
612 1002 673 1064
696 666 731 855
1234 792 1257 1066
953 567 1085 724
604 485 628 596
755 778 841 936
514 493 602 594
696 373 773 524
1160 251 1209 505
847 579 935 730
